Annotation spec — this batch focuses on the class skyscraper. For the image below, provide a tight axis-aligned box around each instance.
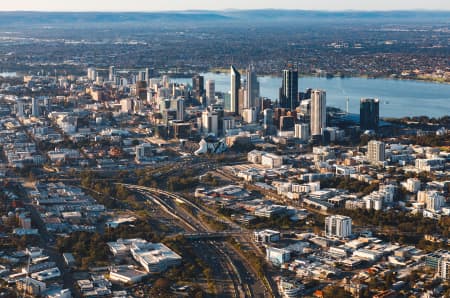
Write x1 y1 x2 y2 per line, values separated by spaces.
176 98 185 121
367 140 385 164
202 109 219 136
87 67 97 81
360 98 380 132
263 108 274 129
230 65 241 114
310 90 326 136
205 79 215 106
16 99 24 117
109 66 116 81
31 98 39 117
138 68 149 82
294 123 310 141
280 68 298 110
245 66 260 110
192 74 204 100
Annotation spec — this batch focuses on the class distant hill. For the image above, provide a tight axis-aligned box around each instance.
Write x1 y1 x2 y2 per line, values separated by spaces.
0 10 448 28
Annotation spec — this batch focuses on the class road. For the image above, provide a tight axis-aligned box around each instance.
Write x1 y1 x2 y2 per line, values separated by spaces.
26 202 75 294
127 185 272 298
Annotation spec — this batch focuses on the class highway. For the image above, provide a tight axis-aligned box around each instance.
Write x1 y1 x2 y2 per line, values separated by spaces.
125 184 271 298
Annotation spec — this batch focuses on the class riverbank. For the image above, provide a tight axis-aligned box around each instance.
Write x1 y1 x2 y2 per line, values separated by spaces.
207 68 450 85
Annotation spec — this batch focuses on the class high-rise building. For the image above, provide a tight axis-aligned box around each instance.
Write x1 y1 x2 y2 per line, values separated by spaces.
205 79 215 106
325 215 352 238
31 98 39 117
87 67 97 81
294 123 310 141
310 90 326 136
243 108 258 124
230 65 241 114
192 75 204 100
201 109 219 136
245 66 260 110
279 116 295 131
109 66 116 82
367 140 385 164
360 98 380 132
120 98 132 114
16 99 24 117
138 68 149 82
263 108 274 129
280 68 298 110
176 98 185 121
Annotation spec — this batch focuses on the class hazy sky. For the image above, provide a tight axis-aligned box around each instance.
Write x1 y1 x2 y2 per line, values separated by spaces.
0 0 449 11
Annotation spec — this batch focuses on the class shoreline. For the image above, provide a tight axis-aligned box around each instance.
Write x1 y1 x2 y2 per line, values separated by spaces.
205 69 450 85
2 70 448 86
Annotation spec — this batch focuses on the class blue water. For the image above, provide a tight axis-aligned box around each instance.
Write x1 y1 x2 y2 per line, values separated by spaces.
174 73 450 118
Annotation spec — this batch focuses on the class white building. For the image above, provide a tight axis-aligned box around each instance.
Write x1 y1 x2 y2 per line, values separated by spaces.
243 108 258 124
425 192 445 212
31 267 61 281
367 140 385 164
415 158 445 172
120 98 132 114
201 109 219 136
278 278 304 298
130 241 182 273
364 195 383 211
108 266 148 284
254 229 281 243
261 153 283 169
403 178 421 193
438 253 450 280
294 123 310 141
266 247 291 266
248 150 264 164
325 215 352 238
310 90 326 136
135 143 153 162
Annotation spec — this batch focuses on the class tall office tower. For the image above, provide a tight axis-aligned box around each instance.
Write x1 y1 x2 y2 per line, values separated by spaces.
192 74 204 100
230 65 241 114
294 123 310 141
31 98 39 117
87 67 97 81
325 215 352 238
360 98 380 132
367 140 385 164
245 66 260 110
263 108 274 129
16 100 24 117
201 109 219 136
205 79 215 106
310 90 326 136
280 68 298 110
109 66 116 81
238 87 245 115
138 68 149 82
279 116 295 131
176 98 185 121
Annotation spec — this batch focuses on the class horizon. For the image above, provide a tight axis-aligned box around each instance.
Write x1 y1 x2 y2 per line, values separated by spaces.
1 8 450 13
1 0 450 12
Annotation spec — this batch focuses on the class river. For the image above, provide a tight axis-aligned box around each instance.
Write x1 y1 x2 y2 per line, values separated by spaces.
173 73 450 118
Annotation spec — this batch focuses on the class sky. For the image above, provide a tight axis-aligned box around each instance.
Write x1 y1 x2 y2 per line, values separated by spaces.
0 0 449 11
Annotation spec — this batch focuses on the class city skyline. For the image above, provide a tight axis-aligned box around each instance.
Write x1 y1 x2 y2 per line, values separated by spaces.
1 0 450 11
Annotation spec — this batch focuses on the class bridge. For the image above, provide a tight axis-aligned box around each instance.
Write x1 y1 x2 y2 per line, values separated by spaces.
167 231 247 240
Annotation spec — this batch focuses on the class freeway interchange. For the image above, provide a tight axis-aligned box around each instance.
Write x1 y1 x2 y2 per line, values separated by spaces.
125 184 275 298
